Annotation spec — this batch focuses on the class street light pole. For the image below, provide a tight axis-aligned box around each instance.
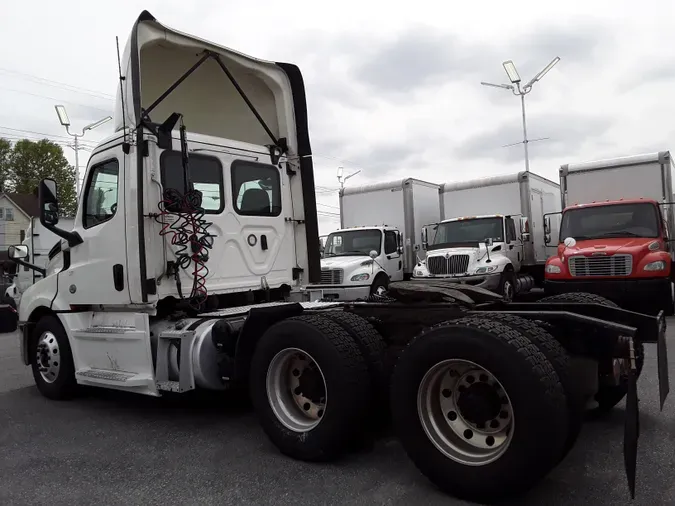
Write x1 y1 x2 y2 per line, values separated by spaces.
337 166 361 190
481 57 560 173
54 105 112 196
520 91 529 172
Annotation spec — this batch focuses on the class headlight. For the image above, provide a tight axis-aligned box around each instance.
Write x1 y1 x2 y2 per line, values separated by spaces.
414 270 425 277
545 264 561 274
351 273 370 281
644 260 666 271
475 265 498 275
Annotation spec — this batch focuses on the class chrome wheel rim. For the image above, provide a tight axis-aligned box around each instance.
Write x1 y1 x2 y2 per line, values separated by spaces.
266 348 327 432
375 285 387 296
36 331 60 384
417 359 514 466
502 280 514 302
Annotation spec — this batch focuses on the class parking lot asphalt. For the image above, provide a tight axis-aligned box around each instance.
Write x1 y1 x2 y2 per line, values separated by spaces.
1 322 675 506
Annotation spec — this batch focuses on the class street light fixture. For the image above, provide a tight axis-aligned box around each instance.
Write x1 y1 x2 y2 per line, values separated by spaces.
481 56 560 173
54 105 112 195
337 166 361 189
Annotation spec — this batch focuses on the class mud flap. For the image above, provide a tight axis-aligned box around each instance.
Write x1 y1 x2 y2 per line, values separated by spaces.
656 311 670 411
624 349 638 500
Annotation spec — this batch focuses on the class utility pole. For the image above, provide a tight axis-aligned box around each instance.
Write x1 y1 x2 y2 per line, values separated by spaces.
481 57 560 173
54 105 112 195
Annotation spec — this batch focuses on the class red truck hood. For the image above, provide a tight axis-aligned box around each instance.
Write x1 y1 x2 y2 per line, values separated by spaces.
558 237 658 257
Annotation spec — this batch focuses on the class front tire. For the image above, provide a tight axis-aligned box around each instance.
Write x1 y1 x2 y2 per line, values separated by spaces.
370 274 389 297
249 314 372 462
390 317 568 503
30 316 78 400
497 270 516 302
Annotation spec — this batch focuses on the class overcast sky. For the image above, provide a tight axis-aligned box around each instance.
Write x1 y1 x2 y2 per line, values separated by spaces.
1 0 675 234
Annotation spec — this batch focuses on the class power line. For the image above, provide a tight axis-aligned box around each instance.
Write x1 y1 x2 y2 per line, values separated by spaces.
0 86 113 115
0 126 98 146
0 67 115 100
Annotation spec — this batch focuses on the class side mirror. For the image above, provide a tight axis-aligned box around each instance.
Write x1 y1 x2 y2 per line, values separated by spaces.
38 178 59 226
8 245 28 260
544 233 551 245
519 216 529 234
522 232 531 242
369 250 378 259
397 233 403 254
544 216 551 235
421 227 428 250
485 237 494 248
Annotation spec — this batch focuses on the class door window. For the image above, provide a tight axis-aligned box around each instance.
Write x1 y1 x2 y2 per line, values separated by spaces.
231 160 281 217
83 159 119 229
506 218 517 243
384 231 398 255
160 151 224 213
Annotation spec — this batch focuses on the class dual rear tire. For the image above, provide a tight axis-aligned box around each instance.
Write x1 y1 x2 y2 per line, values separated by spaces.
250 310 577 503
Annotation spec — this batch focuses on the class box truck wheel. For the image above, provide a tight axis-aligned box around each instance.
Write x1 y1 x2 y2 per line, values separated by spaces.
30 315 78 400
249 314 372 462
370 274 389 297
390 317 568 503
497 269 516 302
540 292 645 414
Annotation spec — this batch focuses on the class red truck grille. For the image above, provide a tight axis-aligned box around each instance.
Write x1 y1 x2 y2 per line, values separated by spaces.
427 254 470 275
568 254 632 277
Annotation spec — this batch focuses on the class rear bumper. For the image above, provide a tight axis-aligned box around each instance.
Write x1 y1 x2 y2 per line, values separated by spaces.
544 277 671 305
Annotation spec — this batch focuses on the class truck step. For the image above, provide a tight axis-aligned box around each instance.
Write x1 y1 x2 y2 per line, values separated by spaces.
75 368 153 387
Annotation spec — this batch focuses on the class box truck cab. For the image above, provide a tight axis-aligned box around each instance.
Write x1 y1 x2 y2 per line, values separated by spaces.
544 152 675 314
315 225 403 300
416 214 532 301
415 172 561 300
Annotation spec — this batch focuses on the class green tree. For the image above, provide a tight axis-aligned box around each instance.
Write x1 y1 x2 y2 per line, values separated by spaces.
6 139 77 216
0 138 11 192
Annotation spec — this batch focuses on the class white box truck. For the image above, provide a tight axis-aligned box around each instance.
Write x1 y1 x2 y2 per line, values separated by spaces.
544 151 675 314
312 178 440 300
415 171 561 300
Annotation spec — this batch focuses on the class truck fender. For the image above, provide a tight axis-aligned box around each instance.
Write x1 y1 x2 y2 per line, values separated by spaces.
232 303 305 382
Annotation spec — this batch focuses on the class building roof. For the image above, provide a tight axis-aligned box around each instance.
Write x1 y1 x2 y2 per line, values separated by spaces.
1 193 40 218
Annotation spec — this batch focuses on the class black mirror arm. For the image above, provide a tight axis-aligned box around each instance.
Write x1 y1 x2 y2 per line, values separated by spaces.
39 216 83 248
10 258 46 277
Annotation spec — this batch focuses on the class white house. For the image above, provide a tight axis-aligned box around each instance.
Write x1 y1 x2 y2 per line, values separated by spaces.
0 193 38 251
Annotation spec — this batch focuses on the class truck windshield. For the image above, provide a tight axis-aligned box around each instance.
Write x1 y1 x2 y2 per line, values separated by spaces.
431 217 504 248
324 230 382 257
560 202 660 240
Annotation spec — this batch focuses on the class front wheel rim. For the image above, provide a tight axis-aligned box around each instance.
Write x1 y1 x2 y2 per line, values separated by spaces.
36 331 61 384
266 348 327 432
503 280 514 302
417 359 515 466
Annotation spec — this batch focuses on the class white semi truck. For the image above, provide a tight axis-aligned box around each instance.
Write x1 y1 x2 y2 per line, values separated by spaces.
414 171 561 300
4 217 74 307
9 11 668 504
312 179 440 300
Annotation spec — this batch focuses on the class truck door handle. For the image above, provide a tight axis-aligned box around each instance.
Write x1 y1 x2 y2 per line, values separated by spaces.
261 234 268 251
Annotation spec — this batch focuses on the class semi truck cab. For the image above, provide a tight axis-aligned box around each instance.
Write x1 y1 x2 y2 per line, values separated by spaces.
544 199 674 313
415 214 533 301
313 226 403 300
